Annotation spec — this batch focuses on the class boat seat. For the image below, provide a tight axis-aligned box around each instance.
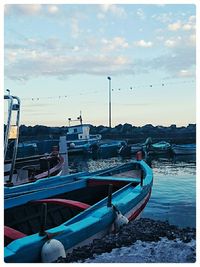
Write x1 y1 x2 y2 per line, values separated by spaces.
80 175 141 182
4 226 27 246
32 198 90 211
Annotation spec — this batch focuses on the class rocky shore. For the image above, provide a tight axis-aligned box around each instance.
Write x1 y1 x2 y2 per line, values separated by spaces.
18 123 196 144
56 218 196 263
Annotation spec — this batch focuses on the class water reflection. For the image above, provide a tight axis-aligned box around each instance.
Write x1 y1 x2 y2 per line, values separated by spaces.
172 154 196 164
68 153 196 228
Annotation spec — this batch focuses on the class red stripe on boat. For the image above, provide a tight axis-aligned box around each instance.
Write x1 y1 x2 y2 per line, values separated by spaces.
32 198 90 210
128 189 152 221
4 226 27 241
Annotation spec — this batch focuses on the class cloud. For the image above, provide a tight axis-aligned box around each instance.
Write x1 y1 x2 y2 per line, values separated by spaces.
182 24 193 31
47 5 59 14
164 32 195 49
168 15 196 32
182 16 196 31
136 8 145 20
5 39 195 81
99 4 126 17
177 69 194 78
164 39 177 48
131 32 195 79
5 4 42 16
5 4 60 17
150 45 195 76
70 17 80 38
168 20 182 31
134 40 153 48
4 45 132 80
164 36 182 48
6 30 195 82
101 37 129 51
152 12 173 23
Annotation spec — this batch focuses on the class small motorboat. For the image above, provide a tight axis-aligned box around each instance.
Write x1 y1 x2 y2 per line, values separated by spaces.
171 144 196 155
66 114 101 155
147 141 171 155
98 140 127 157
4 155 153 263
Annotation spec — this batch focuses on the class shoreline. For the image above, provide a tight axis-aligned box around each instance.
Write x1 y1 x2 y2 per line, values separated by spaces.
56 218 196 263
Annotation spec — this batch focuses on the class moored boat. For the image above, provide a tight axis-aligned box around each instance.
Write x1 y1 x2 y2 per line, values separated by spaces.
172 144 196 155
4 152 64 187
147 141 171 155
4 94 65 187
98 140 127 157
118 143 144 157
4 156 153 263
66 115 101 155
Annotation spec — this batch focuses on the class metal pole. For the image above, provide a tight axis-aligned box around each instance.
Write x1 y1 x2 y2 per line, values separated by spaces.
59 135 69 175
107 184 113 207
39 203 47 236
107 76 111 128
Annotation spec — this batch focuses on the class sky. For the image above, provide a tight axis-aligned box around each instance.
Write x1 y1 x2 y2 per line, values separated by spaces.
3 2 197 127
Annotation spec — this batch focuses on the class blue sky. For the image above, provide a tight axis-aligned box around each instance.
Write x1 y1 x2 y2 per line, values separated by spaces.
4 3 196 127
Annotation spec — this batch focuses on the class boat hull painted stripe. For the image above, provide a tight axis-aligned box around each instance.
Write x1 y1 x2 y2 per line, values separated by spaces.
4 160 153 263
66 189 151 253
4 226 27 241
127 189 151 221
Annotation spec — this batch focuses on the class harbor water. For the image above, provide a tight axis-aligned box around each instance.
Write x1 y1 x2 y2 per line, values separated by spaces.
69 153 196 228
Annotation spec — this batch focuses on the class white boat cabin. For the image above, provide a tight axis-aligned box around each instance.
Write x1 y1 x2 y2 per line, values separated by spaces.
66 124 91 141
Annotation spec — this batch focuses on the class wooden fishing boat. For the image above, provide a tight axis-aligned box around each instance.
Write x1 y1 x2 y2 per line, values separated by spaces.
4 153 64 187
4 94 65 188
4 157 153 263
172 144 196 155
147 141 171 155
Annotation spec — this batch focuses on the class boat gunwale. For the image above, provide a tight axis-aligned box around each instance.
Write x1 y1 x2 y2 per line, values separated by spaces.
4 160 153 262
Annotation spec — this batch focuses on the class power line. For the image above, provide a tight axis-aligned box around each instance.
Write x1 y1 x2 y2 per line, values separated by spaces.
18 79 195 102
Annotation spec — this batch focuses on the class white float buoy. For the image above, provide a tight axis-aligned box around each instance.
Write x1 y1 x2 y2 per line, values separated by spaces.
41 239 66 263
114 210 129 231
69 142 75 148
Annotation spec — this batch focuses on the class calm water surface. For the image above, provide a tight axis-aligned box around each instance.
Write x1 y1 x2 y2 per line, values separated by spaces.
69 154 196 228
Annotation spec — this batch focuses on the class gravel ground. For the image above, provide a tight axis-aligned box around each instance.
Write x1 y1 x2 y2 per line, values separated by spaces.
84 238 196 263
56 218 196 263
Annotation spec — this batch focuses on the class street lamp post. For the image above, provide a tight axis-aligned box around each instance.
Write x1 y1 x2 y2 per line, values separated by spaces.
107 76 111 128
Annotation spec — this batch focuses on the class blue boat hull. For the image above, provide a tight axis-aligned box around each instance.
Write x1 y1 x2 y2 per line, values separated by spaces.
4 160 153 263
172 144 196 155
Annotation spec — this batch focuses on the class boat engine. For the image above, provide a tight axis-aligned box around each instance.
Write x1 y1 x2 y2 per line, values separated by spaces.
41 239 66 263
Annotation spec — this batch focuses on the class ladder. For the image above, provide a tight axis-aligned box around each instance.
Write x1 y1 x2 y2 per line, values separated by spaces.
4 94 21 183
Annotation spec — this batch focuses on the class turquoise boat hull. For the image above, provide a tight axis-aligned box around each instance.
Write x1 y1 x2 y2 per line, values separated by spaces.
4 160 153 263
